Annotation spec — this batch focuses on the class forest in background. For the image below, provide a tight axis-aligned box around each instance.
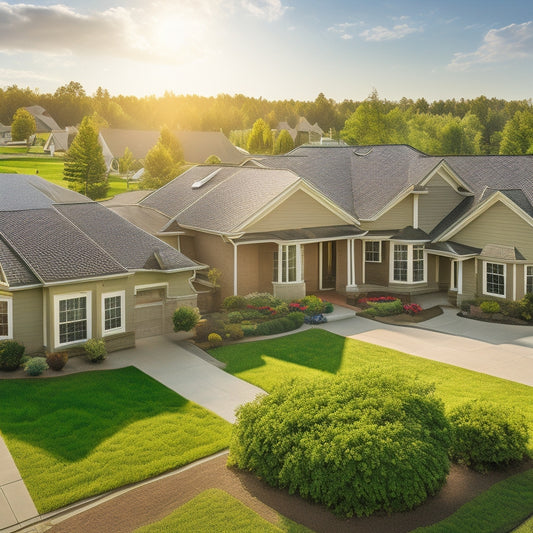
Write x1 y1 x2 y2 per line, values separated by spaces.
1 82 532 155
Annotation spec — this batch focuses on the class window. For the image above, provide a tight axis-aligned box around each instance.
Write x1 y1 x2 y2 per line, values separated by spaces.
103 291 125 335
484 262 505 297
393 244 408 282
526 266 533 294
55 293 91 346
0 297 12 339
365 241 381 262
391 243 426 283
273 245 301 283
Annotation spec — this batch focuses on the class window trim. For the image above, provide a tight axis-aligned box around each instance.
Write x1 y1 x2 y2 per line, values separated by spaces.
389 243 427 284
483 261 506 298
273 244 303 284
525 265 533 295
102 290 126 336
54 292 92 347
0 296 13 340
364 240 382 263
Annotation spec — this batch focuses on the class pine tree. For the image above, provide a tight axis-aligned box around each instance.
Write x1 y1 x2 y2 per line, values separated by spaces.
273 129 294 154
247 118 273 154
63 116 108 199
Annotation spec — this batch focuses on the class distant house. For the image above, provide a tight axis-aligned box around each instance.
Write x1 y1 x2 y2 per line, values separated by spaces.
0 174 202 354
0 123 11 144
276 117 324 145
23 105 61 133
43 126 78 153
99 128 246 171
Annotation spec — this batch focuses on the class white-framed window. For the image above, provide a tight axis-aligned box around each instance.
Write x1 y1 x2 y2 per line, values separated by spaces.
525 266 533 294
483 262 506 297
365 241 381 263
390 243 426 284
102 291 125 335
273 244 303 283
0 297 13 339
54 292 91 347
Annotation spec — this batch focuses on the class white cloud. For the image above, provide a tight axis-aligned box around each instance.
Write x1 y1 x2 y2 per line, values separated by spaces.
240 0 287 21
449 21 533 71
360 23 420 42
0 67 55 82
328 22 360 40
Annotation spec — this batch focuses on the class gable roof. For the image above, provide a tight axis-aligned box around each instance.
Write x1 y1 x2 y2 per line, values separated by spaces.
0 174 199 287
23 105 60 132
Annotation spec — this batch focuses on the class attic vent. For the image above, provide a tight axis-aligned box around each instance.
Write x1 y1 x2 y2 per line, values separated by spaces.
192 168 221 189
353 148 373 157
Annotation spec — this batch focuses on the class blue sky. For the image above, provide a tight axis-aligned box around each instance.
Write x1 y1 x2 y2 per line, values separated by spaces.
0 0 531 102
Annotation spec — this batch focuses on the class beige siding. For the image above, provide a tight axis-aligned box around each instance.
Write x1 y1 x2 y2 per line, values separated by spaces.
453 202 533 260
362 197 413 231
11 288 43 354
363 241 389 285
245 189 349 232
461 258 477 299
237 244 261 296
304 243 319 292
336 240 348 291
418 175 465 233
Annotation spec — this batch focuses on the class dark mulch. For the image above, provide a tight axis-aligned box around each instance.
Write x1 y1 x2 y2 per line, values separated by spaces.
47 453 532 533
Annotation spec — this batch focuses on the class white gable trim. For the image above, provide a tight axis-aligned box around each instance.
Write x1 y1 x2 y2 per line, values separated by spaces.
419 160 472 193
437 191 533 242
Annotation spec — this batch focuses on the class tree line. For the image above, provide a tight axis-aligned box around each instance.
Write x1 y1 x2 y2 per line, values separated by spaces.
1 82 532 155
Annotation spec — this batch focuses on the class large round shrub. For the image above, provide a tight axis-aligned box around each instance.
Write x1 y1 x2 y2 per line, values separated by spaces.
0 340 25 371
229 370 450 517
448 400 529 471
172 306 200 332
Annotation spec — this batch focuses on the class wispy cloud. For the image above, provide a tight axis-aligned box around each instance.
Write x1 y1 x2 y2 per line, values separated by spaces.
360 23 420 42
449 21 533 71
328 22 361 40
240 0 288 21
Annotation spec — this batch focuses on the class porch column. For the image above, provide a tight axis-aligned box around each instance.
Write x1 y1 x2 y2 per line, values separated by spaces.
233 242 238 295
457 260 463 295
347 239 357 289
296 243 303 282
450 260 455 289
277 244 283 283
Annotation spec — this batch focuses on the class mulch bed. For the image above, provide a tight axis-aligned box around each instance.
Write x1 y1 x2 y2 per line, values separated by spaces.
359 305 444 325
47 453 532 533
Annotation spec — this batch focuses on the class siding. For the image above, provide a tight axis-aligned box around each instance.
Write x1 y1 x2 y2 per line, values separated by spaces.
454 202 533 260
12 288 43 354
245 189 348 232
418 175 465 233
361 196 413 231
363 241 389 285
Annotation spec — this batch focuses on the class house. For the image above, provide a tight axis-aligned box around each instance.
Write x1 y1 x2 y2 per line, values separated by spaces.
0 123 11 144
23 105 61 132
0 174 202 354
276 117 324 145
99 128 246 171
43 127 78 154
109 145 533 307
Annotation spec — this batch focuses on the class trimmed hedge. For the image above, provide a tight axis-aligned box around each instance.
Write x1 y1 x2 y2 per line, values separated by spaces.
254 313 304 336
448 400 530 471
0 340 25 371
229 370 451 517
364 298 404 317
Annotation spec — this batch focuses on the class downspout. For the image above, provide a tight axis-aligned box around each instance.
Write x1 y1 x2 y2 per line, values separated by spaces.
232 241 238 296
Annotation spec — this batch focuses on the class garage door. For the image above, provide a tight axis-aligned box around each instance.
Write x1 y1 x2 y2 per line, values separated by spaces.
134 289 164 339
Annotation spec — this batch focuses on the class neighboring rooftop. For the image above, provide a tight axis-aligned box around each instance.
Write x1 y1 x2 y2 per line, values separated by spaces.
24 105 61 132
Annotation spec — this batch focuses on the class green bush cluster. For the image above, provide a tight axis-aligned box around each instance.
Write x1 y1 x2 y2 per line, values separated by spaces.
480 300 501 314
46 351 68 371
0 340 25 371
84 338 107 363
462 295 533 321
363 299 404 317
244 292 282 308
224 324 244 340
229 370 450 517
241 324 256 337
23 357 49 376
448 400 530 471
227 311 243 323
222 295 247 311
254 313 304 336
172 306 200 332
299 295 326 315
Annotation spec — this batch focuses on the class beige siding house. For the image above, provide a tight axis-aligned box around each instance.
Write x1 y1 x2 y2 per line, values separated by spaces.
0 174 201 354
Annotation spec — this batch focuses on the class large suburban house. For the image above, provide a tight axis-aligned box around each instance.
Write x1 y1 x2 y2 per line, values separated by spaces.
24 105 61 133
0 174 202 354
109 144 533 307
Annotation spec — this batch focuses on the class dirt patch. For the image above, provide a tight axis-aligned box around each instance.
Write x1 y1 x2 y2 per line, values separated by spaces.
46 453 532 533
359 305 444 325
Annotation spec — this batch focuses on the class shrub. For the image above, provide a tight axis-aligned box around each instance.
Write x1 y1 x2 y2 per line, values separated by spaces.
224 324 244 340
85 338 107 363
228 311 243 323
480 300 501 314
287 311 305 328
244 292 282 308
500 300 524 319
403 303 423 315
208 332 223 347
323 301 334 314
273 302 289 317
195 313 227 341
254 315 303 336
172 306 200 332
241 324 256 337
229 370 450 517
366 299 404 316
46 351 68 371
520 292 533 321
0 340 25 371
448 400 529 471
222 295 247 311
23 357 48 376
241 309 263 320
300 295 326 315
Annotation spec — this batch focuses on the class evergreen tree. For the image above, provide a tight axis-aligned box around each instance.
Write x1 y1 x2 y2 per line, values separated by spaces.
11 108 36 144
63 116 108 199
499 110 533 154
273 129 295 154
247 118 273 154
159 125 184 163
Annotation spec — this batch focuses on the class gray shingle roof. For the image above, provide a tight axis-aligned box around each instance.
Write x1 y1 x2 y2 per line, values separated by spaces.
141 166 302 233
0 237 40 286
426 241 481 257
236 225 365 243
390 226 431 241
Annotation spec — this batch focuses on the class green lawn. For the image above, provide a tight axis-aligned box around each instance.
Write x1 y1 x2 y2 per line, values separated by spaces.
0 367 231 513
134 488 313 533
210 329 533 448
513 515 533 532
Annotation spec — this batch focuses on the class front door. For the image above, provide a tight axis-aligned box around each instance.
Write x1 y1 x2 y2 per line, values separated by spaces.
321 241 336 289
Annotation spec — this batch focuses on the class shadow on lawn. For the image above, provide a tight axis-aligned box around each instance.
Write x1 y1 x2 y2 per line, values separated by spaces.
213 329 347 375
0 366 190 461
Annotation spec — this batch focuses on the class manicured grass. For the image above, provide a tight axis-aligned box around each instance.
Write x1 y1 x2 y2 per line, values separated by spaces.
210 329 533 449
512 515 533 532
0 367 231 513
412 469 533 533
134 488 313 533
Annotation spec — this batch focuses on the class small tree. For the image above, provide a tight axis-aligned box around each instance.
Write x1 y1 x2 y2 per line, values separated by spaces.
140 142 177 189
273 129 294 154
159 125 184 163
11 108 36 146
247 118 273 154
118 146 134 174
63 116 108 199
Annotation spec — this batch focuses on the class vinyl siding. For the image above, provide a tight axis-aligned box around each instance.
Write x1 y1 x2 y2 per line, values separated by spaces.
418 175 465 233
453 202 533 260
363 241 389 285
244 189 348 232
361 197 413 231
12 288 43 354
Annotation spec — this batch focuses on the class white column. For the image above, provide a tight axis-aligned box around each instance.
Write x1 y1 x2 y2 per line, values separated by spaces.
413 195 419 229
362 242 366 285
457 260 463 295
450 259 455 289
278 244 283 283
296 243 302 282
318 242 323 290
513 264 517 301
347 239 357 288
233 242 238 295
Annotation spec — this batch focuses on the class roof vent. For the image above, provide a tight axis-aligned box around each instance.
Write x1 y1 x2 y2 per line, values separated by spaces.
353 148 373 157
192 168 221 189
